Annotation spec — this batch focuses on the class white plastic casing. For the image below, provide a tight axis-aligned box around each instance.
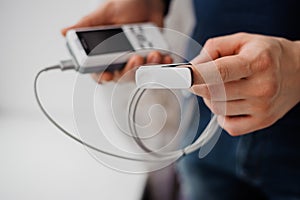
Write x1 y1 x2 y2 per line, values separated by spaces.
136 64 192 89
66 23 168 73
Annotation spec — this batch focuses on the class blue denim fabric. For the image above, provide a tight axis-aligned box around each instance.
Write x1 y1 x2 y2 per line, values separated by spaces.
144 101 300 199
176 98 300 200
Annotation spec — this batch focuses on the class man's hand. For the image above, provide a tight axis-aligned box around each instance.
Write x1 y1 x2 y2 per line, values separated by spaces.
190 33 300 136
61 0 166 36
61 0 171 82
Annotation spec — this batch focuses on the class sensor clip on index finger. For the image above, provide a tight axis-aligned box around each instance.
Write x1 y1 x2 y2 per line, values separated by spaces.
135 63 193 89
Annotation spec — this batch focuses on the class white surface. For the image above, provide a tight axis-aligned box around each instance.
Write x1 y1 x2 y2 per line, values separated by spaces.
0 0 194 199
0 113 146 200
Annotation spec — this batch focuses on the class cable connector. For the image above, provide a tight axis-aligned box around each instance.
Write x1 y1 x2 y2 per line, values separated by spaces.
59 59 76 71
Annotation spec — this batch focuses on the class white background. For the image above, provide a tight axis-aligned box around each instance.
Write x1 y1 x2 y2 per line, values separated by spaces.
0 0 194 199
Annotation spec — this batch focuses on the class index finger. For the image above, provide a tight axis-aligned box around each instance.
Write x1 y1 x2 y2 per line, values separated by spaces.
191 55 252 85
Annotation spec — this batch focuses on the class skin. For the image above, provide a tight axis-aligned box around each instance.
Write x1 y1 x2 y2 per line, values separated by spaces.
62 0 300 136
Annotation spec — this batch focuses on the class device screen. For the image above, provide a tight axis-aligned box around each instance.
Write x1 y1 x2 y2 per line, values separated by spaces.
76 28 134 55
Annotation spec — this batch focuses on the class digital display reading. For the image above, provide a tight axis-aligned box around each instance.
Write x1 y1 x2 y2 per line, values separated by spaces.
76 28 134 55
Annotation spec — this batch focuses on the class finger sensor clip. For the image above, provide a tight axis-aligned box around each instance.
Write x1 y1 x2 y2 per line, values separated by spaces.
135 63 193 89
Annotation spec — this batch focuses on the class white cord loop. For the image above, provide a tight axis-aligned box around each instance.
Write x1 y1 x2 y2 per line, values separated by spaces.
34 65 221 163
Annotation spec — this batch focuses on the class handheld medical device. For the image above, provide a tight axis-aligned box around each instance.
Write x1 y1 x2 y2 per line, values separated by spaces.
136 63 193 89
66 23 168 73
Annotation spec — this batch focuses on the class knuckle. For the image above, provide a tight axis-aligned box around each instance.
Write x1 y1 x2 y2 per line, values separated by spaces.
149 50 160 57
239 56 252 76
216 60 230 82
91 73 101 84
255 79 279 99
260 50 273 68
210 102 224 115
191 85 208 98
263 80 279 98
205 38 215 47
200 85 211 99
131 54 144 61
226 128 241 136
217 115 246 136
222 121 242 136
256 45 276 72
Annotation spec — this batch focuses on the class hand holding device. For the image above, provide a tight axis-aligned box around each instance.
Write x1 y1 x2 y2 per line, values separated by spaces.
66 23 169 73
61 0 168 82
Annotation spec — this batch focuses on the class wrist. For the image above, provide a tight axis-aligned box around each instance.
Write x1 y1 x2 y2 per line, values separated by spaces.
294 41 300 102
278 37 300 70
277 37 300 103
295 41 300 71
288 40 300 103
